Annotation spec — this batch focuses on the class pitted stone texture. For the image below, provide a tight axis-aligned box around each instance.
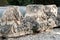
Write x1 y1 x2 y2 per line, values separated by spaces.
57 8 60 26
0 6 39 37
44 5 58 28
26 5 45 17
26 5 58 31
0 6 23 37
0 5 58 37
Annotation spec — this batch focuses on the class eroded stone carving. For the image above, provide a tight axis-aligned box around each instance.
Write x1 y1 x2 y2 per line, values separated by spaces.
0 6 23 37
0 5 58 37
26 5 58 32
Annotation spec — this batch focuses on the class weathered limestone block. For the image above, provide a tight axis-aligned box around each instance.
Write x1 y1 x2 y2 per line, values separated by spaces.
0 6 38 37
0 6 23 37
25 5 58 32
0 5 58 37
44 5 58 28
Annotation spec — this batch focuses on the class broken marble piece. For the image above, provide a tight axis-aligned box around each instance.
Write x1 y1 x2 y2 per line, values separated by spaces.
0 6 37 37
0 5 58 37
0 6 23 37
26 5 58 32
25 5 45 17
44 5 58 27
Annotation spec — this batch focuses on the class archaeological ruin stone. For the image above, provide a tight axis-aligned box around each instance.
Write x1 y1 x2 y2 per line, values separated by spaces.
0 6 23 37
0 5 58 37
26 5 58 32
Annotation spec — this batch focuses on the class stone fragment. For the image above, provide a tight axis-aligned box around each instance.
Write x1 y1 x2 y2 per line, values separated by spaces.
26 5 58 32
44 5 58 28
0 5 58 37
0 6 23 37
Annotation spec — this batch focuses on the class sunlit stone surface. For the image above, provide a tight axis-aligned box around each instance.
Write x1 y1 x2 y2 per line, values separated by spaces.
26 5 58 32
0 6 23 37
0 5 58 37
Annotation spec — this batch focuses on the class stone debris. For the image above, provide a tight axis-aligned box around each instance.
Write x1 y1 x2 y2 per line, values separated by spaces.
0 5 58 37
26 5 58 32
0 6 23 37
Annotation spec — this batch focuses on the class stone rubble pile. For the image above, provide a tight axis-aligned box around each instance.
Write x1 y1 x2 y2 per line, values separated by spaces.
0 5 58 37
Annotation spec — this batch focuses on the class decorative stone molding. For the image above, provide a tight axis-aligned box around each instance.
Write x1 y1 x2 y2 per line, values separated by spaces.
26 5 58 32
0 5 58 37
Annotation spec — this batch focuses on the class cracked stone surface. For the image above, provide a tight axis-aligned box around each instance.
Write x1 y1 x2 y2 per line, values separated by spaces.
26 5 58 32
0 6 23 37
0 5 58 38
